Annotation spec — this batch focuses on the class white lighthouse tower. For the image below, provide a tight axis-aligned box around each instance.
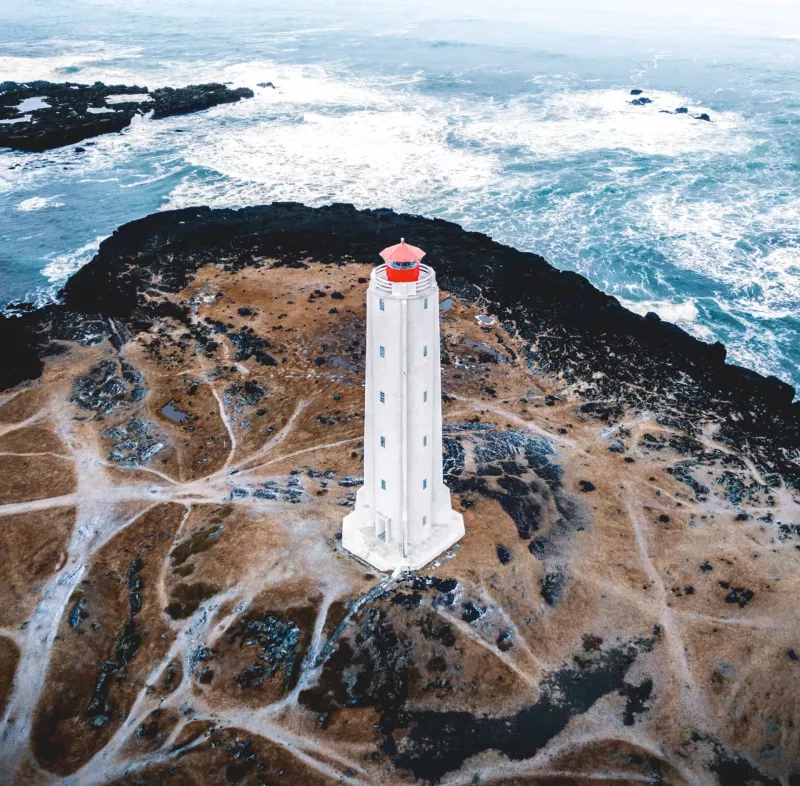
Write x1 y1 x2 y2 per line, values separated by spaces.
342 239 465 572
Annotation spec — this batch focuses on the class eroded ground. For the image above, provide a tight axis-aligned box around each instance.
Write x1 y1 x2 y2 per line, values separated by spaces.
1 260 799 785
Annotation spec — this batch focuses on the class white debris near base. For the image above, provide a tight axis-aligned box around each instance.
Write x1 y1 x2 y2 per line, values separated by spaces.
475 314 496 325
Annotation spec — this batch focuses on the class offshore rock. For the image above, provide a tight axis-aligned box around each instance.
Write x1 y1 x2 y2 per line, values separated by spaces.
0 80 254 152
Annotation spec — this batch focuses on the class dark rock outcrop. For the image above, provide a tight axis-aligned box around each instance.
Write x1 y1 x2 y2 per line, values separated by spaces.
0 80 254 152
1 203 797 489
148 84 253 120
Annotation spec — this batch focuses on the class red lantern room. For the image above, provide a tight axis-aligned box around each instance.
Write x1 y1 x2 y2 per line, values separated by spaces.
380 238 426 282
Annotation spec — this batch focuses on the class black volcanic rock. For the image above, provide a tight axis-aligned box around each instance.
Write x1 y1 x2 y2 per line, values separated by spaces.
148 84 253 119
631 97 652 106
0 80 253 152
496 544 512 565
1 203 798 490
696 113 712 122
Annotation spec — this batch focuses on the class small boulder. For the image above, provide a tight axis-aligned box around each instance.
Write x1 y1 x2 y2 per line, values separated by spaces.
695 113 712 122
724 587 754 608
497 629 513 652
540 573 563 605
496 544 512 565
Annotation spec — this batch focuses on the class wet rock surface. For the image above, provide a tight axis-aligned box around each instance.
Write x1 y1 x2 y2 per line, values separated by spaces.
0 204 798 784
0 80 254 152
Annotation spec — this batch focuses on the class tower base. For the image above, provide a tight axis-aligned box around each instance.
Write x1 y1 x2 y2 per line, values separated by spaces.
342 508 465 573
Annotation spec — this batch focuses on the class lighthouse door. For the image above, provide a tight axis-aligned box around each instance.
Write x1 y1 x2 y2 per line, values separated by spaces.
376 513 390 542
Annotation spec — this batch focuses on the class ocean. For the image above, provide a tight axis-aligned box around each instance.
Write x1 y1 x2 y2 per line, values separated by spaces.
1 0 798 389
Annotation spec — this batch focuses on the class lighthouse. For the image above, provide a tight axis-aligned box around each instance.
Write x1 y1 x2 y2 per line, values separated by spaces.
342 239 465 571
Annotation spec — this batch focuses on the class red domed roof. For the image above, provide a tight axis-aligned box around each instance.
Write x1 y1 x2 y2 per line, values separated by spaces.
380 238 426 264
380 239 425 282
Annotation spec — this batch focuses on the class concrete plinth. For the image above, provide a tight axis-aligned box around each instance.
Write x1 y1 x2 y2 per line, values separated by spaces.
342 508 464 573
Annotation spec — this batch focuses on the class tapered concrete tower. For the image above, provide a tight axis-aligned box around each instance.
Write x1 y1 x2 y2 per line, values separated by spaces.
342 240 465 571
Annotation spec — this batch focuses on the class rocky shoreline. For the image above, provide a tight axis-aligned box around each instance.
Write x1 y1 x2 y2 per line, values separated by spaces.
3 202 797 487
0 80 254 152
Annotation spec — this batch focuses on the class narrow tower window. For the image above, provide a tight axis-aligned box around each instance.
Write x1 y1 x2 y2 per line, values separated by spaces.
423 345 428 357
423 515 427 527
423 435 427 447
424 297 428 309
423 478 428 490
380 436 385 447
380 298 385 311
381 479 386 490
380 391 385 403
380 345 385 358
423 391 427 402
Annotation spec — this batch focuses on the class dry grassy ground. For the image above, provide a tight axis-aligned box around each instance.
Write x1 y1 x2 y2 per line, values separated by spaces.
0 260 798 785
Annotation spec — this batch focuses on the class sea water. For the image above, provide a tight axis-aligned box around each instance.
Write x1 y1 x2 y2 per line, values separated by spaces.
1 0 798 389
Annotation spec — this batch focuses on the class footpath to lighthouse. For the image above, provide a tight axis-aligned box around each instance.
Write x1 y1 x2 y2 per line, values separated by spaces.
342 240 465 571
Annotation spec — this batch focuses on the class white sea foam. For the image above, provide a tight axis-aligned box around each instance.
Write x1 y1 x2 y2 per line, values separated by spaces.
616 295 719 345
462 89 752 159
17 195 65 211
105 94 152 104
617 297 699 325
164 62 496 211
0 41 143 83
0 108 168 195
41 237 105 284
157 64 755 224
644 192 800 311
0 115 32 125
15 96 50 112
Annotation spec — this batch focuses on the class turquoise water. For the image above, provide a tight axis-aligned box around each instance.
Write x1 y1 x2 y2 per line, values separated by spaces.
1 0 799 389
